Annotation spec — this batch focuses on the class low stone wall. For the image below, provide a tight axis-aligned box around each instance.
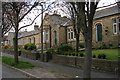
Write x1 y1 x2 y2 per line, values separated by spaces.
52 54 118 73
2 49 51 61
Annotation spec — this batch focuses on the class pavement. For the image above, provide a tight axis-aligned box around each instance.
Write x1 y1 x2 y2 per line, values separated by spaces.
2 64 27 78
2 53 119 78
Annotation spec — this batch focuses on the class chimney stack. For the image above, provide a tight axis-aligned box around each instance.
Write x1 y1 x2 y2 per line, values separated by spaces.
34 25 39 30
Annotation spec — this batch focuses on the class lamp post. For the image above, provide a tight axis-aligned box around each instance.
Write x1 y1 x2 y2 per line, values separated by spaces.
40 4 44 62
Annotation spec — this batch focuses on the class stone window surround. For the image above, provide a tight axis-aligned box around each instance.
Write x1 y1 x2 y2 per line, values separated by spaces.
68 28 75 41
68 29 70 40
113 18 117 34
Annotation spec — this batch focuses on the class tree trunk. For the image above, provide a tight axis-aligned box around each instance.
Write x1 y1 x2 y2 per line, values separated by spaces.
13 28 19 64
76 34 79 52
83 38 92 78
41 5 44 62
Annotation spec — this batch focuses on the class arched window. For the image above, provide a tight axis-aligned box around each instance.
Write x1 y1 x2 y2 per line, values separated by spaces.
96 23 102 41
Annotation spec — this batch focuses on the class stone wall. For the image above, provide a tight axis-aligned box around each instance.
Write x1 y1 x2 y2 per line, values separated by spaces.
52 54 118 73
2 49 51 62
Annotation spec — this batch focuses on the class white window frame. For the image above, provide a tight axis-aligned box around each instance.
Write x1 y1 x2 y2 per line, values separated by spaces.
45 31 48 41
68 29 70 40
113 19 117 34
70 29 73 40
118 18 120 34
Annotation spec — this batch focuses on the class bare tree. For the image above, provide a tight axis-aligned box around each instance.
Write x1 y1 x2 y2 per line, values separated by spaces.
77 1 100 78
2 1 57 64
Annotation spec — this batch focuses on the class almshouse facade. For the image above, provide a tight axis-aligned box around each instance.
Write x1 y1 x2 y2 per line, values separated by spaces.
6 5 120 49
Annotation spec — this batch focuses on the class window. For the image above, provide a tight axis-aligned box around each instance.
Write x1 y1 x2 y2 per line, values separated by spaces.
68 29 70 40
46 31 48 41
113 19 117 34
23 39 25 45
43 32 44 42
118 18 120 33
18 40 21 45
29 38 31 43
71 29 73 40
73 31 76 39
33 37 35 44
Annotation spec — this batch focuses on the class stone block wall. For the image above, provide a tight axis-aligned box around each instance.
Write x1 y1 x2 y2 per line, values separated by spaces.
52 54 118 73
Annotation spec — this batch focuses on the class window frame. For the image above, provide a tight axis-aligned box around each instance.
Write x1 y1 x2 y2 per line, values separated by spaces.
68 29 70 40
118 18 120 34
113 19 117 34
70 29 73 40
45 31 48 42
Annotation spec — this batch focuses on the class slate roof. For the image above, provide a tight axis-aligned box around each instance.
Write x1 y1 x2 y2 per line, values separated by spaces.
94 5 120 19
18 30 39 39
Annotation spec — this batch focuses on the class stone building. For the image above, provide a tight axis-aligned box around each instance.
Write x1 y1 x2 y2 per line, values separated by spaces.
6 5 120 49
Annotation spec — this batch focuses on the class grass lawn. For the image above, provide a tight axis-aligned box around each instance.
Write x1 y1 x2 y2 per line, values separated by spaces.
2 56 35 69
82 49 119 60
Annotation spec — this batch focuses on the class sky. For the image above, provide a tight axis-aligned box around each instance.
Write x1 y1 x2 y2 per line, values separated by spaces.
9 0 117 33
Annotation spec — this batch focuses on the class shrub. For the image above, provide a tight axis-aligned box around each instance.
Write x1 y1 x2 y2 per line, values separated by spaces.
24 44 29 50
101 54 106 59
79 42 85 48
57 44 75 53
46 48 54 54
98 54 106 59
2 45 10 49
79 52 84 57
98 54 102 59
24 43 36 50
93 54 96 58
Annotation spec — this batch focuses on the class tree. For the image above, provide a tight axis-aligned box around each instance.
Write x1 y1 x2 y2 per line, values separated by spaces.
77 1 100 78
2 1 58 64
2 2 39 64
57 2 82 52
60 0 100 78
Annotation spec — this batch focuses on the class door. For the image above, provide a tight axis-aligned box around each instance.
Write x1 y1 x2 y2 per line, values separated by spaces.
96 23 102 41
54 31 57 45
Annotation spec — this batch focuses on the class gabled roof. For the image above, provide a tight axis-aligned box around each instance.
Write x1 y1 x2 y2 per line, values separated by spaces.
18 30 39 39
94 5 120 19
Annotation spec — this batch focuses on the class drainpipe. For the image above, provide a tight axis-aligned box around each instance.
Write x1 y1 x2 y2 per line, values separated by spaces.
49 26 51 48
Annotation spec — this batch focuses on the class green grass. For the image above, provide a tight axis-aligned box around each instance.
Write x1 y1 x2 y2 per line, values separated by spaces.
82 49 119 60
2 56 35 69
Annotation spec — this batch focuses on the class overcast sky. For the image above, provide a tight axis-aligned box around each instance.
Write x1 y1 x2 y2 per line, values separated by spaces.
12 0 118 33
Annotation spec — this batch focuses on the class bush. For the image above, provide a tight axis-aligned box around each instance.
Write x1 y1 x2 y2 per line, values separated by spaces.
98 54 102 59
101 54 106 59
24 44 29 50
79 52 84 57
24 43 36 50
2 45 10 49
79 42 85 48
93 54 96 58
57 44 75 53
98 54 106 59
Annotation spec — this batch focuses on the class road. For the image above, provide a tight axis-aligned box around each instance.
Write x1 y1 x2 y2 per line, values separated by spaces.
1 64 27 78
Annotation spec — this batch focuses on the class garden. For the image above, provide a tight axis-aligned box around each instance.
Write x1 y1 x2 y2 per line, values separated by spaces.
2 42 119 60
